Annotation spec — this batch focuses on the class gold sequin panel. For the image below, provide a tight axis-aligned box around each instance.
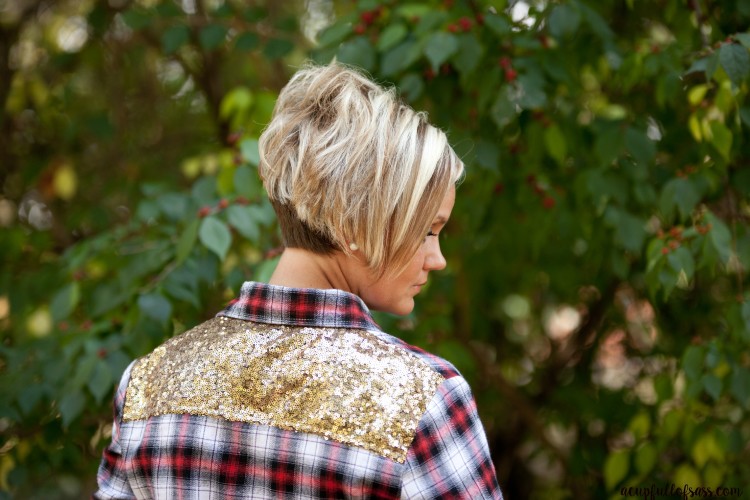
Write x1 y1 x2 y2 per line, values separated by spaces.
123 317 445 463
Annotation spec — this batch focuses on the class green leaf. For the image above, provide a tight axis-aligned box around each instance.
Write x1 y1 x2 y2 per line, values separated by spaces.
87 359 114 404
162 24 190 55
199 24 228 50
691 432 725 468
234 165 261 199
414 11 448 37
263 38 294 60
91 282 129 317
255 255 280 283
377 23 408 52
516 73 547 109
628 412 651 440
730 365 750 409
667 246 695 281
240 138 260 167
155 3 182 17
452 33 484 76
424 32 458 72
719 42 750 86
60 391 85 428
686 53 720 79
673 464 701 487
736 33 750 48
484 14 511 37
50 282 80 322
176 219 199 265
398 73 424 102
702 373 722 400
475 140 500 171
740 107 750 127
605 208 646 253
603 449 629 490
163 266 201 309
660 178 701 221
243 6 267 22
625 128 656 166
337 37 376 71
682 345 704 381
381 40 421 76
316 22 352 47
226 205 260 242
705 212 733 264
199 216 232 260
635 443 658 476
121 8 154 30
491 87 517 129
548 4 581 39
235 32 260 51
579 3 614 41
709 121 732 160
543 124 567 164
137 293 172 324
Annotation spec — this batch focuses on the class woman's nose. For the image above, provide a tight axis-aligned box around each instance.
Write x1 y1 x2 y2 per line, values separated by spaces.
424 239 447 271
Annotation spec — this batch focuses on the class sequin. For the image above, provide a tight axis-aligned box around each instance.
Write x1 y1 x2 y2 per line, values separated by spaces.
123 316 444 463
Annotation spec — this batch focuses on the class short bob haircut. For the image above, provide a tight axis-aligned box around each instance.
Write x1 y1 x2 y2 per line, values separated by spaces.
258 62 464 278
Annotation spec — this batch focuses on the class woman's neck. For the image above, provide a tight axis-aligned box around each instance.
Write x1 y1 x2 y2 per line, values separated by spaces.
268 247 354 293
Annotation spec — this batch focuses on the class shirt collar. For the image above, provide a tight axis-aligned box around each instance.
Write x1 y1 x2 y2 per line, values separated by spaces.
217 281 381 331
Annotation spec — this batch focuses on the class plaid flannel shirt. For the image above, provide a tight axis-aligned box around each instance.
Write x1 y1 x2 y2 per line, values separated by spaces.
94 282 502 499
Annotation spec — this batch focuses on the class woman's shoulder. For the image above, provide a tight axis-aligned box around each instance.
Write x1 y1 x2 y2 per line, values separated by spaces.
366 328 462 381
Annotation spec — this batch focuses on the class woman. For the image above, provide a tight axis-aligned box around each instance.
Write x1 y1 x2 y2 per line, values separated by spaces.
94 63 503 499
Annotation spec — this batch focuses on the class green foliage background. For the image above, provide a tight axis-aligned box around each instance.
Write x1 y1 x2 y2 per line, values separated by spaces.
1 0 749 498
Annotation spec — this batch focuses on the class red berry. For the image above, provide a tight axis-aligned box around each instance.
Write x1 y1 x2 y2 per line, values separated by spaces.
233 153 243 166
236 196 249 205
669 227 682 238
542 196 556 209
226 132 241 147
458 17 472 31
198 206 211 218
354 23 366 35
539 35 550 48
447 23 458 33
494 183 505 195
58 321 69 331
661 247 670 255
218 199 229 209
424 67 435 80
475 14 485 25
669 240 680 250
82 320 92 331
498 56 512 69
97 348 107 359
504 68 518 82
441 63 452 75
443 0 454 7
360 11 375 25
525 174 537 185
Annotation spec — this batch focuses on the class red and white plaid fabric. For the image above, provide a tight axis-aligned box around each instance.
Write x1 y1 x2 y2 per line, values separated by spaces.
94 282 503 499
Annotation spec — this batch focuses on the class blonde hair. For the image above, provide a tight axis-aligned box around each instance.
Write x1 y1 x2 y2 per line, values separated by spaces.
258 62 463 278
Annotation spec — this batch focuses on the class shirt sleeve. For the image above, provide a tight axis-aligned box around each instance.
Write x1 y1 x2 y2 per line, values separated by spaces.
401 376 503 500
92 361 137 500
